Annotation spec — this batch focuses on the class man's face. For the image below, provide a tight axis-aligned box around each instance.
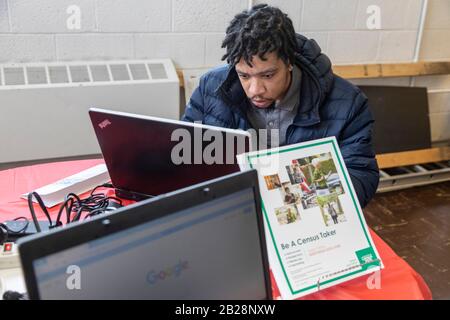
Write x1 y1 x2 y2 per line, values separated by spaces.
235 52 292 109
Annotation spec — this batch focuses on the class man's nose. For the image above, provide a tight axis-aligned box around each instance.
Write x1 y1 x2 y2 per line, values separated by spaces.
248 79 266 97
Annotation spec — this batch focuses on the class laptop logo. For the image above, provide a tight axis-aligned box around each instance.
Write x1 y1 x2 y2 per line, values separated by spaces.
98 119 112 129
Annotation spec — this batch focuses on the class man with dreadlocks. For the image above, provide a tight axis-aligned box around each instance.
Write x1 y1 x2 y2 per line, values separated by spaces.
182 4 379 208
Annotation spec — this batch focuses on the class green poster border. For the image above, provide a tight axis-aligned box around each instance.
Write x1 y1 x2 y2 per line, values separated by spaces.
247 139 380 295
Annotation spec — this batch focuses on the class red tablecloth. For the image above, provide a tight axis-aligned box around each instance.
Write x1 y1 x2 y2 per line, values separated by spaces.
0 159 432 300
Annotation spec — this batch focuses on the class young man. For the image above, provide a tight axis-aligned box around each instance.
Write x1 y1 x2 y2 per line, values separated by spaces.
182 4 379 208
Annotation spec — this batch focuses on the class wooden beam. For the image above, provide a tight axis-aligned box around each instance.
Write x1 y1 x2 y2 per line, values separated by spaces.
376 147 450 169
177 70 185 88
333 61 450 79
176 61 450 86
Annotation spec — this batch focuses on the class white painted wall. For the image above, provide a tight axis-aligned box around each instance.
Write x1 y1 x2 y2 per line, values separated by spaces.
0 0 449 142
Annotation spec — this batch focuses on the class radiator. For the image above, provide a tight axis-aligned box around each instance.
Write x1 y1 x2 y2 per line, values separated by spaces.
0 59 179 164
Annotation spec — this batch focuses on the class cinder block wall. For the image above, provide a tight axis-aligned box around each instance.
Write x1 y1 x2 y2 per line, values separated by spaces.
419 0 450 142
0 0 449 142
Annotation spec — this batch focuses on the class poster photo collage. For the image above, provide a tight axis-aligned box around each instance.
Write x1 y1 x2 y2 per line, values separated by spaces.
263 153 347 227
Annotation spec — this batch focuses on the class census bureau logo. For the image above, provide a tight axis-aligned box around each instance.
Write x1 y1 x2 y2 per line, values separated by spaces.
98 119 112 129
146 260 189 286
362 253 374 264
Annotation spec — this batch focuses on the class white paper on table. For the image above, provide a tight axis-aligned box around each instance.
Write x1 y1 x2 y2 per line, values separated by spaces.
21 164 110 208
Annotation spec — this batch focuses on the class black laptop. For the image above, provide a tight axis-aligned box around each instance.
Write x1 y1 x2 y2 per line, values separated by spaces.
18 170 272 300
89 108 251 201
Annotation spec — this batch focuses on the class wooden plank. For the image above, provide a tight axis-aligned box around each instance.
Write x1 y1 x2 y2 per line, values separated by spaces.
376 147 450 169
176 61 450 86
333 61 450 79
177 70 185 88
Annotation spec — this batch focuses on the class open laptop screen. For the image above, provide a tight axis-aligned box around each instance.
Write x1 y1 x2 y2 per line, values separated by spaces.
31 187 267 299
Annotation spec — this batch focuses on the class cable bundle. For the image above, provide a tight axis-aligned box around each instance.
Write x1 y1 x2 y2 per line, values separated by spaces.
28 183 122 229
0 183 121 243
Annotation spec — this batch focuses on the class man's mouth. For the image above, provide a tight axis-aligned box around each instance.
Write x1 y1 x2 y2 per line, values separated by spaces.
252 99 271 108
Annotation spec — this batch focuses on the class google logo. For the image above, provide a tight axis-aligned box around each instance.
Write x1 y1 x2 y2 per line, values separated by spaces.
146 260 189 285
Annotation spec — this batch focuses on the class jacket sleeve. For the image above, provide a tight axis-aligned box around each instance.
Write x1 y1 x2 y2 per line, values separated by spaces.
181 74 207 123
339 91 380 208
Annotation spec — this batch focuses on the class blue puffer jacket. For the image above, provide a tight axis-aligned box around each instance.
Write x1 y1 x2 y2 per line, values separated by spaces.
182 34 379 208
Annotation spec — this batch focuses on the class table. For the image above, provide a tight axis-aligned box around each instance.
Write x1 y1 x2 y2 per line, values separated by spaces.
0 159 433 300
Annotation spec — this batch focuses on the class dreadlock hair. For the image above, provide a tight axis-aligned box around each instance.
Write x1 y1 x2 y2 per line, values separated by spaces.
221 4 298 67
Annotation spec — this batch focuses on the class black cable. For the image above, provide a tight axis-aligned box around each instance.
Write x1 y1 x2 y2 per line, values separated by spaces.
0 223 7 244
18 183 119 236
72 206 84 222
2 290 28 300
27 192 53 232
54 197 75 227
84 207 106 220
90 183 113 196
0 217 30 243
10 217 29 233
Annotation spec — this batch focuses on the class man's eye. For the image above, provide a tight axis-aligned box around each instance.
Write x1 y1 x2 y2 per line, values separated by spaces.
238 74 249 79
262 74 274 79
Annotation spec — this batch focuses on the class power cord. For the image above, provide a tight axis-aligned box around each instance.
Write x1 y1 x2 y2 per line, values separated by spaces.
1 184 120 300
2 290 28 300
27 192 52 232
6 183 119 240
0 217 29 244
